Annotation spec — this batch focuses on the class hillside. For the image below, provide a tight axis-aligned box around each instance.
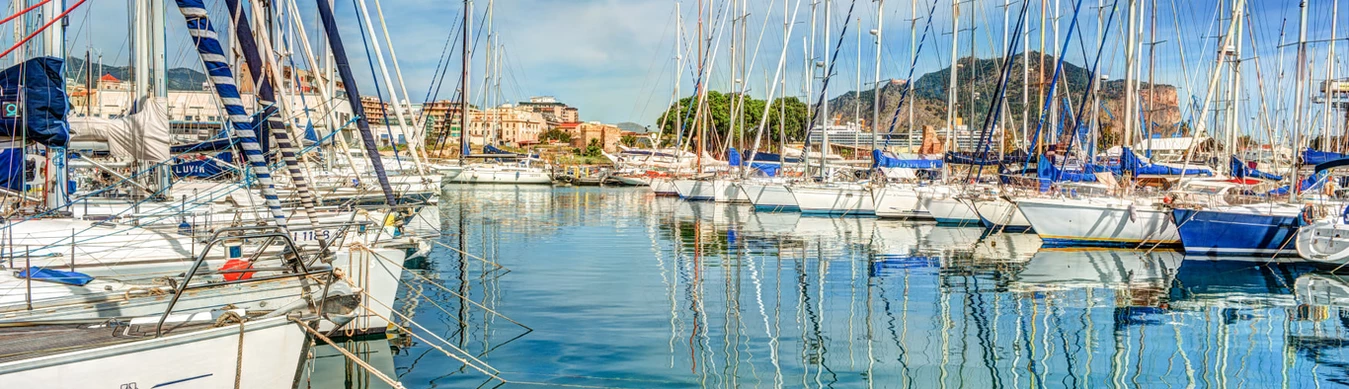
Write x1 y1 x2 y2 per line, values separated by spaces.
828 51 1180 146
66 57 209 91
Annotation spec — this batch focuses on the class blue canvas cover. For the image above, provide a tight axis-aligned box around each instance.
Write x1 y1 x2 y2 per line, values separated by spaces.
1037 155 1099 191
1230 156 1283 181
16 266 94 286
728 147 743 166
1114 147 1213 176
873 149 943 169
0 147 22 191
0 57 69 147
172 153 232 178
1304 148 1345 165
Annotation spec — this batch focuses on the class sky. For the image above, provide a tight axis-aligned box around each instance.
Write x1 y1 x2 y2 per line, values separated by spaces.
33 0 1349 139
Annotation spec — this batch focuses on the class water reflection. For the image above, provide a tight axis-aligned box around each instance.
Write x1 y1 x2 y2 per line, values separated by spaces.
299 187 1349 388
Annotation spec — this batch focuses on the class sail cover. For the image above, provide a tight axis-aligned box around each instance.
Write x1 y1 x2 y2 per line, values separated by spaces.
0 147 23 191
0 57 69 147
69 97 171 161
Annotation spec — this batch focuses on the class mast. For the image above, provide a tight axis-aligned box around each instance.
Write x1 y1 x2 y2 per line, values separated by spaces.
676 3 683 157
946 0 959 169
872 0 883 153
696 0 704 170
314 0 398 205
460 0 471 161
819 0 830 175
1327 0 1339 152
1289 0 1308 203
1145 0 1156 157
1224 0 1243 173
909 0 917 152
1123 0 1138 193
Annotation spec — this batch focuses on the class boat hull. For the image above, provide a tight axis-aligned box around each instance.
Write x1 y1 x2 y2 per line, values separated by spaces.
1017 197 1181 248
1297 220 1349 265
920 195 980 225
740 183 799 212
1173 206 1302 256
0 317 307 389
790 185 875 216
673 179 716 201
447 165 552 184
873 185 930 219
651 178 679 196
973 197 1032 231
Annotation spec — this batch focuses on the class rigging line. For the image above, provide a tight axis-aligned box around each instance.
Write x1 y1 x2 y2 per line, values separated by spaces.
0 0 87 60
881 0 940 138
802 0 860 134
422 11 463 103
350 0 404 168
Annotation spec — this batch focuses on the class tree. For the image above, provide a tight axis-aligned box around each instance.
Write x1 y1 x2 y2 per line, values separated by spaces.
540 128 572 143
655 91 809 150
620 133 639 147
584 139 603 157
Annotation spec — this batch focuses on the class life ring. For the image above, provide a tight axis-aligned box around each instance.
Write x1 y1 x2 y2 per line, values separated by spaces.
1301 204 1316 225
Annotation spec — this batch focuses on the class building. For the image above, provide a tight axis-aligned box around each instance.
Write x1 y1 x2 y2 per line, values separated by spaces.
518 96 580 126
465 105 548 146
568 122 622 152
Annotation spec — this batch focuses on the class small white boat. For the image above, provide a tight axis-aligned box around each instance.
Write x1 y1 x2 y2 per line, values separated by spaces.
789 182 875 216
1296 218 1349 264
672 178 716 201
917 186 980 225
447 161 552 184
740 182 798 211
872 184 929 219
972 196 1032 231
1017 195 1180 248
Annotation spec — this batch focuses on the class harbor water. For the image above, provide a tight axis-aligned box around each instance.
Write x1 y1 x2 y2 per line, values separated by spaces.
304 185 1349 388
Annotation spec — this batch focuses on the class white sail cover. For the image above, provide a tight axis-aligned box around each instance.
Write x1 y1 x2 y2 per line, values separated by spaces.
69 97 171 161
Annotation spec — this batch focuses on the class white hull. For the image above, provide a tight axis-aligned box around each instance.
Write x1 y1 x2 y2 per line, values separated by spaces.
0 316 307 389
320 247 406 333
741 183 798 211
1296 220 1349 265
873 185 929 219
972 197 1032 229
1017 196 1180 247
789 184 875 216
672 179 716 201
612 175 651 186
447 164 552 184
712 179 749 203
651 178 679 195
920 194 980 225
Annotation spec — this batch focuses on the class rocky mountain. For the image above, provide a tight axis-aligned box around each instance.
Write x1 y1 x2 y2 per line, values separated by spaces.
828 51 1181 146
65 57 209 91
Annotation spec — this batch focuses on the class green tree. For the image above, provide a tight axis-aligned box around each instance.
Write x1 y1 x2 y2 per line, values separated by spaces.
541 128 572 143
620 133 639 147
584 139 603 157
655 91 809 150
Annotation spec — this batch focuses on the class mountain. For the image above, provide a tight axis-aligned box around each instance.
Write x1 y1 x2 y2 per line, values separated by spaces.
828 51 1181 146
66 56 209 91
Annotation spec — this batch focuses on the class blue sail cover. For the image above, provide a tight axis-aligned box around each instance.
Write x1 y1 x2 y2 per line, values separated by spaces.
1230 156 1282 181
1036 155 1099 191
728 147 743 166
1114 147 1212 176
0 147 23 191
1304 148 1345 165
750 151 802 163
873 149 943 169
944 150 1029 166
0 57 69 147
172 153 232 178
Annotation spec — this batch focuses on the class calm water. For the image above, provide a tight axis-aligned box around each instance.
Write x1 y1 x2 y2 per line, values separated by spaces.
302 186 1349 388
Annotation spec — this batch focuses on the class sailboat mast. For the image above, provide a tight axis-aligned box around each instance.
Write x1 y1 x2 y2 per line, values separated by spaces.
696 0 704 170
676 3 683 158
1146 0 1157 156
1123 0 1138 193
872 0 883 152
946 0 959 169
820 0 830 175
1289 0 1308 203
909 0 917 152
1327 0 1339 151
460 0 472 161
1223 0 1244 173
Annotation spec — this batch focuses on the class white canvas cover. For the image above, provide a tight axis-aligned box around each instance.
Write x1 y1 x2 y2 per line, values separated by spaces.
69 97 171 161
